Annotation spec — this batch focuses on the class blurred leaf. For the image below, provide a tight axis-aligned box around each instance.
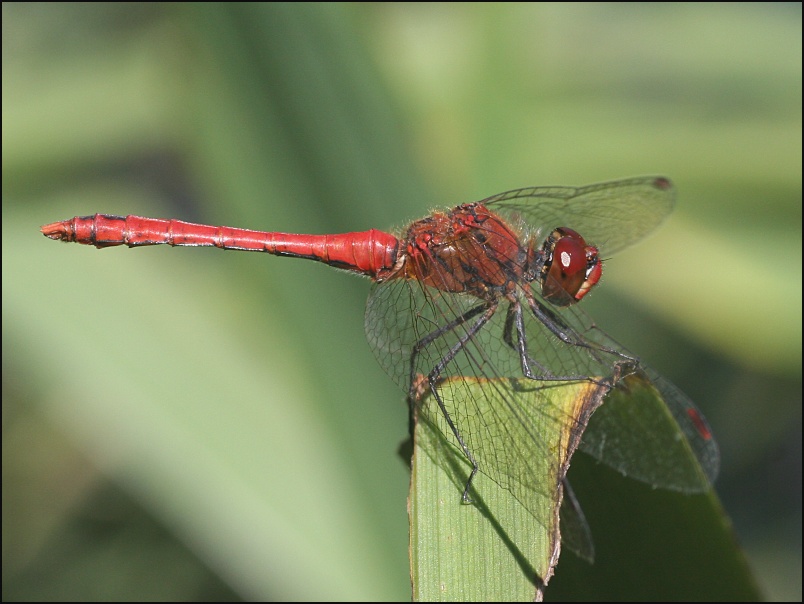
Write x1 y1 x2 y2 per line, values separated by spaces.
549 452 762 601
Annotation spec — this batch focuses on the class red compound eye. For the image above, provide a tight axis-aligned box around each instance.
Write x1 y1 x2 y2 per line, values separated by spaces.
541 228 602 305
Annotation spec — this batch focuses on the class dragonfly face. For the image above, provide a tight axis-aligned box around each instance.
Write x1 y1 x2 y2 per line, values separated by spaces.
538 227 603 306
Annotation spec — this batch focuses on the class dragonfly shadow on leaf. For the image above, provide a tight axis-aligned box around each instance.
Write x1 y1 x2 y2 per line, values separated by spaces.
409 374 612 584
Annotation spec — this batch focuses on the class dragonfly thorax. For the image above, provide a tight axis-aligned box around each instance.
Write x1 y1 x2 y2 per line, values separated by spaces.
400 203 529 300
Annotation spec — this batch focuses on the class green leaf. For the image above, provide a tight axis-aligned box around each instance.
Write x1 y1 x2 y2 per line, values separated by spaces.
548 453 762 601
410 378 609 600
408 374 760 601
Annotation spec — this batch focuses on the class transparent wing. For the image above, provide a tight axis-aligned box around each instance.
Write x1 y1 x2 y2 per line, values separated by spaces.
579 369 720 491
364 275 718 516
484 176 675 256
364 276 618 553
522 297 719 491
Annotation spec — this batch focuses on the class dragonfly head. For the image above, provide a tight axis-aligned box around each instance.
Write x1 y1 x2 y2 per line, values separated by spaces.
539 227 602 306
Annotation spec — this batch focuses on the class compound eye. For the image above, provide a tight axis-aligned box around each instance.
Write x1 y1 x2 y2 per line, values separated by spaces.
541 228 602 305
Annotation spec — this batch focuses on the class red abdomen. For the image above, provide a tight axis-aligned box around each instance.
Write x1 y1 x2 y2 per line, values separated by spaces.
41 214 401 280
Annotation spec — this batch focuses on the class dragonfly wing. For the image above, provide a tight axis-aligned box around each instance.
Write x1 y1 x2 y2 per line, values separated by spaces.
579 363 720 492
559 478 595 563
485 176 675 256
365 278 612 537
546 302 720 492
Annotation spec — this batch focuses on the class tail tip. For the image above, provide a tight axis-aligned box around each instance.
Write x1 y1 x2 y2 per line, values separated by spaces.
41 220 70 241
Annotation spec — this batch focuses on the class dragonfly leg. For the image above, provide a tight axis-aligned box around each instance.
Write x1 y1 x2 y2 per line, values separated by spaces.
498 289 634 386
524 288 636 367
504 300 551 379
408 301 499 504
407 302 489 395
406 300 490 439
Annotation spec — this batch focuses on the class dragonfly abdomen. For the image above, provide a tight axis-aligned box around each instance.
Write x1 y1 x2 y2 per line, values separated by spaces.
41 214 401 279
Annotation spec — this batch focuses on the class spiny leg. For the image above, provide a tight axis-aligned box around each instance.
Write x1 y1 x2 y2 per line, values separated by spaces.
524 288 635 366
495 289 637 386
407 302 489 396
409 300 499 504
503 300 551 379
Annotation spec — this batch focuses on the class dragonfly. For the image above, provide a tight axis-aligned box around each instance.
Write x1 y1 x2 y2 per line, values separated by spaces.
41 176 719 561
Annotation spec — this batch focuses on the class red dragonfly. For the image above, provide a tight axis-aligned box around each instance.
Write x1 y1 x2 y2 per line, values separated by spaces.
42 176 718 560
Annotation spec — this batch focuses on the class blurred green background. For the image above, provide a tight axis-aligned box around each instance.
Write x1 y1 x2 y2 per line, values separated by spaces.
3 3 800 601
